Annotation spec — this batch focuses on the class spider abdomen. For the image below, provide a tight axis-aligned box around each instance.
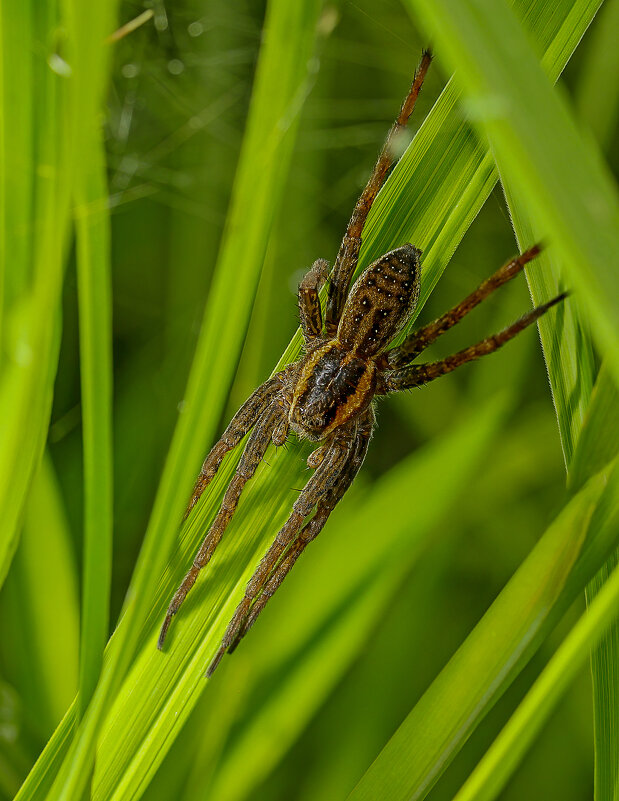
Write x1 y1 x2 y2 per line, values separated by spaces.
338 244 421 359
290 342 376 439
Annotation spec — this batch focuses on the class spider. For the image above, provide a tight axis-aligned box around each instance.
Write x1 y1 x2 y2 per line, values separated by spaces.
158 51 567 676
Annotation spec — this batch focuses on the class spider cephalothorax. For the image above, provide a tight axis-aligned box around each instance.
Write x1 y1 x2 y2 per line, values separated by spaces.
290 244 420 439
158 51 566 676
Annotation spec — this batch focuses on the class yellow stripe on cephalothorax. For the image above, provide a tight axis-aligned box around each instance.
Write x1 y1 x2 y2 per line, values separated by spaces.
289 340 338 420
321 350 376 435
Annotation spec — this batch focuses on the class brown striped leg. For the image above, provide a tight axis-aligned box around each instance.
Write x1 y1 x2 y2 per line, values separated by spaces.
206 420 365 676
183 375 282 522
385 244 543 369
299 258 329 347
227 409 374 656
158 402 284 649
380 293 568 393
325 50 432 336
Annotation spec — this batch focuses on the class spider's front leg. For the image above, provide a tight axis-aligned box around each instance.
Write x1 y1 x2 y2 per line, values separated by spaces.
206 415 372 676
183 375 282 521
298 258 329 347
325 50 431 335
158 375 287 649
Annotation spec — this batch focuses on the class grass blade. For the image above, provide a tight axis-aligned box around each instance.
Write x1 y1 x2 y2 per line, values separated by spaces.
0 0 69 588
99 396 508 801
0 452 79 739
453 465 619 801
70 0 117 718
39 2 324 799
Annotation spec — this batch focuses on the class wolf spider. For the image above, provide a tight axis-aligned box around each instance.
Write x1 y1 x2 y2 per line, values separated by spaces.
158 51 566 676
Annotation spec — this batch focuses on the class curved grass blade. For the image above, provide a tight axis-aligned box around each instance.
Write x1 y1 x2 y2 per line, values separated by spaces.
0 0 70 589
36 2 324 800
98 397 508 801
452 469 619 801
0 452 79 738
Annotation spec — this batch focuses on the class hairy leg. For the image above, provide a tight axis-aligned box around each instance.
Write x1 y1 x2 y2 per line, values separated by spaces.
325 50 432 335
206 420 364 675
158 402 284 648
183 374 282 521
384 244 543 369
379 293 567 392
299 258 329 347
227 408 375 656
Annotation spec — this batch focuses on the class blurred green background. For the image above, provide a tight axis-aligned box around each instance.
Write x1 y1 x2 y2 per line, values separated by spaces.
0 0 617 799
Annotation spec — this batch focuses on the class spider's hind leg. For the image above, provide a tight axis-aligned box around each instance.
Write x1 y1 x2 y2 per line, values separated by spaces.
384 244 543 369
380 292 568 393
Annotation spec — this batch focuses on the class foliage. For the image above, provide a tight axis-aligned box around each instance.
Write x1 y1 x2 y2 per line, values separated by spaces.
0 1 617 800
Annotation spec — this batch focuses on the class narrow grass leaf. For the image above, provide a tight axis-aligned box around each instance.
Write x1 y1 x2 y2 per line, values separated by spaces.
0 0 70 587
68 0 118 718
453 466 619 801
115 397 508 801
41 2 323 799
348 460 619 801
0 452 79 736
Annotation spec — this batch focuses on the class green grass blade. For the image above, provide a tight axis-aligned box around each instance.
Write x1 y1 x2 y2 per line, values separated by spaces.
97 396 508 801
70 0 117 718
453 467 619 801
575 0 619 152
347 461 619 801
39 2 323 799
0 0 71 588
0 0 33 347
0 452 79 738
406 0 619 387
587 549 619 801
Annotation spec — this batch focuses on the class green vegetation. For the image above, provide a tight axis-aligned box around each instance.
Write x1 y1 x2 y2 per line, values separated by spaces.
0 1 617 800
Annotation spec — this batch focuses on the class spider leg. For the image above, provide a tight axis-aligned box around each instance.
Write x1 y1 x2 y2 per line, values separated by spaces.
384 244 543 369
227 408 374 655
379 293 568 393
206 418 369 676
183 375 282 521
299 258 329 347
325 50 432 336
158 401 284 649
